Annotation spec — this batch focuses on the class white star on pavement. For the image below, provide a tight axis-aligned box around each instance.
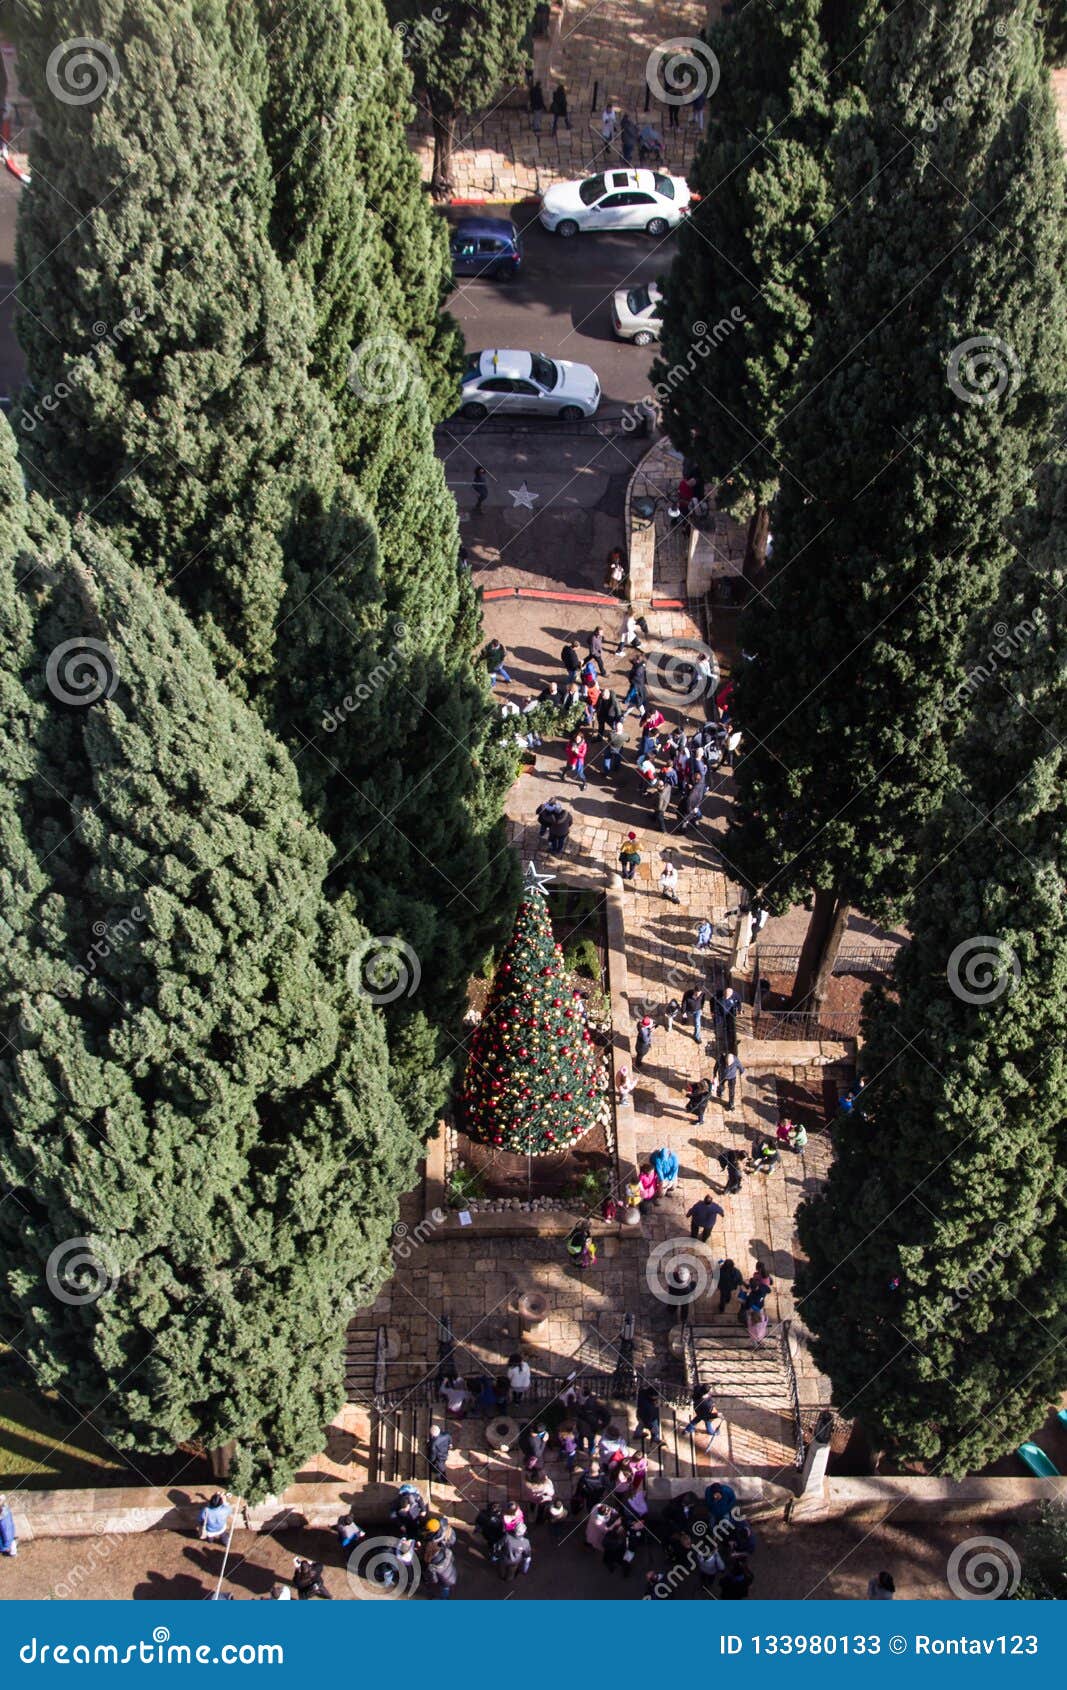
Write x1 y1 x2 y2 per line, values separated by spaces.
508 481 539 509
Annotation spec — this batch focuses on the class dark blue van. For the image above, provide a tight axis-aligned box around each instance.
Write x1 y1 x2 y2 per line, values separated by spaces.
449 216 522 281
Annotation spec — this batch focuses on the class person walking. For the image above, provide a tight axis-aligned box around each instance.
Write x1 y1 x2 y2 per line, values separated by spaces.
483 637 511 686
425 1422 452 1482
717 1257 743 1315
600 103 618 150
602 722 626 776
686 1075 712 1125
473 464 489 513
619 832 641 881
587 625 607 676
551 81 570 132
623 656 647 714
560 638 582 683
0 1496 17 1559
636 1384 662 1444
719 1148 744 1195
547 804 572 857
635 1016 653 1070
529 79 546 132
617 611 642 654
683 1384 722 1446
566 730 588 790
681 984 706 1043
686 1193 724 1243
652 778 672 832
659 861 680 903
198 1492 232 1542
519 1418 550 1468
715 1051 746 1110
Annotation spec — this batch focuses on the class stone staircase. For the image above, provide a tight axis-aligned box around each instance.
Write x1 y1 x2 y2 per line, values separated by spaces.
344 1323 381 1405
688 1322 800 1478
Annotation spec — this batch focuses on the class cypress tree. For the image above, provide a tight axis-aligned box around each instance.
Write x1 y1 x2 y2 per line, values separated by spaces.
727 0 1067 999
10 0 349 695
0 423 420 1499
386 0 537 197
655 0 840 579
795 435 1067 1472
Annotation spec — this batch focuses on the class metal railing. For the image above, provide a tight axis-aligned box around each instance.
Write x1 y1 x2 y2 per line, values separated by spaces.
373 1325 388 1398
750 1004 863 1040
779 1320 806 1470
754 943 900 976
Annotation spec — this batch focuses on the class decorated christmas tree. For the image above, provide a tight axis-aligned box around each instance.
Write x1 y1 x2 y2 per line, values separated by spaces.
461 869 604 1154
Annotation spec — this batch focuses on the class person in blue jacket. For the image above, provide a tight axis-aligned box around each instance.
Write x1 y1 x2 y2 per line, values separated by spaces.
650 1144 678 1194
705 1480 737 1524
0 1495 17 1557
198 1492 233 1542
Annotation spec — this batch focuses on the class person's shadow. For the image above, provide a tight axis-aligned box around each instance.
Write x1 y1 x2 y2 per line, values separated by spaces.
133 1569 210 1600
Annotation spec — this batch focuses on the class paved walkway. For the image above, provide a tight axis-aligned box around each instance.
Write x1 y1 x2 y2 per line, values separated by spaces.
409 0 711 200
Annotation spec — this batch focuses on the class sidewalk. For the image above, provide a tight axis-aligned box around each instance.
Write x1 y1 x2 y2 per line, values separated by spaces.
409 0 711 200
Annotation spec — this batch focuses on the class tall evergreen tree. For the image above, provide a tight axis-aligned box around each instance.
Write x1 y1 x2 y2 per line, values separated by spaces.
655 0 841 579
387 0 536 196
727 0 1067 1002
0 423 421 1498
10 0 363 695
796 435 1067 1472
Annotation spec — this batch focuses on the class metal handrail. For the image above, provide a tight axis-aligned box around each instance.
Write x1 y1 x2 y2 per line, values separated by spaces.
779 1319 805 1470
373 1325 388 1398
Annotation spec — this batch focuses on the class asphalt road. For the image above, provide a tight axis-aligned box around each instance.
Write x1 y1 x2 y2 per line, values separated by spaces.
442 201 678 411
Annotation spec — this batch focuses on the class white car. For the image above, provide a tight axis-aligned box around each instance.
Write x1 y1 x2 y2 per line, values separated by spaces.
459 349 601 420
612 282 664 345
539 169 691 239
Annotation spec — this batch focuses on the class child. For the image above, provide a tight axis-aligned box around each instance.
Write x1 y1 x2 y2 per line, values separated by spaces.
694 918 714 953
616 1064 636 1106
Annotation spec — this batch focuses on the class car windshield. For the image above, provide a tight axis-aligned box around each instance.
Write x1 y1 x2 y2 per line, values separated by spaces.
579 175 606 205
653 173 675 201
626 286 654 316
530 354 558 390
464 352 482 376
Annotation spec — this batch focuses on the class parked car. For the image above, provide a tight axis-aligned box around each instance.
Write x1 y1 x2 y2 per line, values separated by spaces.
612 282 664 345
539 169 691 239
449 216 522 281
459 349 601 420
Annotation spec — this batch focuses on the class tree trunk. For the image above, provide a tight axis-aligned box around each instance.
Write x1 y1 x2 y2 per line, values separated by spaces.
790 889 851 1013
431 106 457 200
743 503 771 587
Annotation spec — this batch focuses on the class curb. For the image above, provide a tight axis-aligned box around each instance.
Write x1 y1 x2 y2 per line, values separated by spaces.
449 195 541 208
481 586 621 605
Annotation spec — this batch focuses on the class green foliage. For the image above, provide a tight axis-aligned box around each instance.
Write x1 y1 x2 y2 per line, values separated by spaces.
567 1169 610 1207
461 887 604 1154
728 0 1067 918
655 0 842 529
1015 1503 1067 1599
446 1166 485 1207
386 0 537 192
562 937 601 981
796 431 1067 1473
0 423 420 1499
